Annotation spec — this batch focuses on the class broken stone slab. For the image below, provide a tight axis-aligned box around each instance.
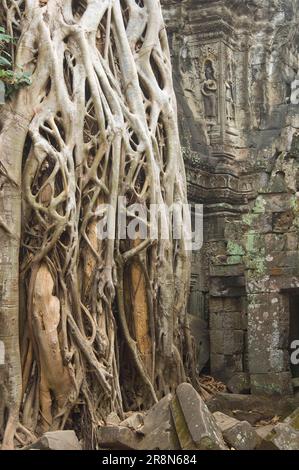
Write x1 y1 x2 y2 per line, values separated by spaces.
171 383 227 450
27 431 81 450
250 372 293 396
213 411 261 450
255 424 275 441
99 395 180 450
284 408 299 431
207 392 299 425
283 406 299 430
258 423 299 450
97 426 142 450
222 421 261 450
106 411 121 426
139 394 180 450
213 411 240 432
120 412 144 431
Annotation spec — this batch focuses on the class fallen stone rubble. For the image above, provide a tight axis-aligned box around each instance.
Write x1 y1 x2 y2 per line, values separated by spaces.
26 431 81 450
26 385 299 450
95 384 299 451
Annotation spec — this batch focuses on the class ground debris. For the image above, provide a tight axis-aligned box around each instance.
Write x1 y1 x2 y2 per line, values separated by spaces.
25 430 81 450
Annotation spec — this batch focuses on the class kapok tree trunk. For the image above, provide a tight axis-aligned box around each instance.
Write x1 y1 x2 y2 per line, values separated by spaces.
0 0 192 449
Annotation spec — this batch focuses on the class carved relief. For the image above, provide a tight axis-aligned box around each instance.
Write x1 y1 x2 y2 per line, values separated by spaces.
201 59 218 120
225 58 236 124
198 41 239 149
199 45 219 124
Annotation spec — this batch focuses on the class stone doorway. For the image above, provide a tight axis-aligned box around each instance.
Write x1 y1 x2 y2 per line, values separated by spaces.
289 294 299 379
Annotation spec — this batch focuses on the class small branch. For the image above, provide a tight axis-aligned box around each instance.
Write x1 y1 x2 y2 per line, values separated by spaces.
122 238 154 263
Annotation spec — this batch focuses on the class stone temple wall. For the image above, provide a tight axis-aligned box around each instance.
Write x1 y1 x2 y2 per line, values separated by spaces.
162 0 299 395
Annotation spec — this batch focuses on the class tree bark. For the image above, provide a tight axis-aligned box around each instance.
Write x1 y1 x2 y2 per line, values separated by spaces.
0 0 192 449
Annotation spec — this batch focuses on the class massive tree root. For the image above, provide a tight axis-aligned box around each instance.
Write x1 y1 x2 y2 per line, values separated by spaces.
0 0 192 449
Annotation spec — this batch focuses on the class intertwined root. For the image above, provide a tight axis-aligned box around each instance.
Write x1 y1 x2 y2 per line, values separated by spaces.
1 0 191 448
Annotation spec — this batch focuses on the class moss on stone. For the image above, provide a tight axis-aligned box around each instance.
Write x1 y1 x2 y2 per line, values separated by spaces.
227 241 245 256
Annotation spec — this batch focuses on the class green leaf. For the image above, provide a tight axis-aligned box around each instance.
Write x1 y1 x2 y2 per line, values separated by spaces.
0 56 11 67
0 26 14 43
0 33 12 43
1 50 12 59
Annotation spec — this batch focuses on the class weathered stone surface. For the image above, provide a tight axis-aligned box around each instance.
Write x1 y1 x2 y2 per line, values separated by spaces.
210 353 243 382
227 373 250 394
28 431 81 450
284 407 299 431
210 311 245 331
210 330 244 355
207 393 299 426
258 423 299 450
161 0 299 396
213 411 261 450
106 411 121 426
98 397 181 450
251 372 293 396
222 421 261 450
255 424 275 441
97 426 142 450
120 412 144 431
209 297 243 313
213 412 240 433
171 383 227 450
139 394 180 450
272 211 295 233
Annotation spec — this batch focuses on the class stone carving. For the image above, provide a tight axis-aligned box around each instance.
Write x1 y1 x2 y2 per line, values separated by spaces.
225 60 236 124
162 0 299 397
201 60 218 119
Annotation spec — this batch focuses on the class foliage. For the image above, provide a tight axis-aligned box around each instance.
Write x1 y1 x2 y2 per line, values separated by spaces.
0 26 31 99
